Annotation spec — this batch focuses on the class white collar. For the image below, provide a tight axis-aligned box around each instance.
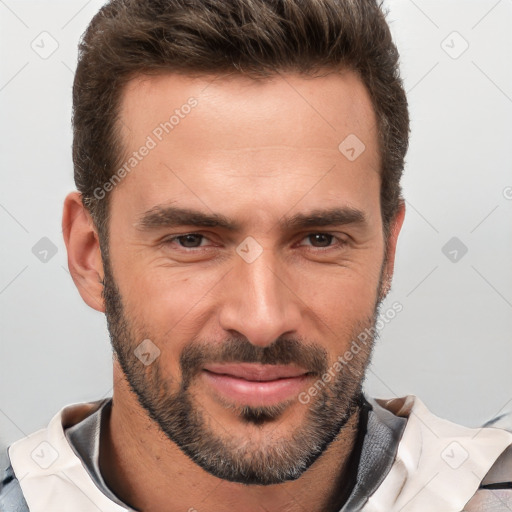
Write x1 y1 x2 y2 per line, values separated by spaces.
7 394 512 511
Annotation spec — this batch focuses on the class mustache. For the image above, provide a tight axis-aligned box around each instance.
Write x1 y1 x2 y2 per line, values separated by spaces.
179 336 328 380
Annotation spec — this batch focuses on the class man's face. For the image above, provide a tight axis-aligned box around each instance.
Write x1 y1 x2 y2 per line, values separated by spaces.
101 71 391 485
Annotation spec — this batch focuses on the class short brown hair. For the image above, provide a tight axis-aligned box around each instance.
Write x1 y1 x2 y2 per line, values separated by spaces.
72 0 409 240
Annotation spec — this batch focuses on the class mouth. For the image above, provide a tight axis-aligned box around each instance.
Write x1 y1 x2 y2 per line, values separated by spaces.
201 363 313 406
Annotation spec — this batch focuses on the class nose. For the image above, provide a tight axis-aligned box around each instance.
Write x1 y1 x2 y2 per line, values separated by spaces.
218 247 303 348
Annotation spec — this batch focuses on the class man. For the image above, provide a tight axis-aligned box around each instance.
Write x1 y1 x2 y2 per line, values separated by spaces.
1 0 511 510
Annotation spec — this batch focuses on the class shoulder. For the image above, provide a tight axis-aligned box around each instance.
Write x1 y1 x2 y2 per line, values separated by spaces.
371 394 512 511
0 398 110 512
464 411 512 511
0 452 29 512
464 487 512 511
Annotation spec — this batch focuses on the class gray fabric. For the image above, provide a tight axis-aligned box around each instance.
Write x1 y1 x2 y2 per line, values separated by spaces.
0 455 29 512
463 489 512 511
64 398 135 510
0 395 405 512
63 395 407 512
340 397 408 510
483 409 512 432
5 394 508 511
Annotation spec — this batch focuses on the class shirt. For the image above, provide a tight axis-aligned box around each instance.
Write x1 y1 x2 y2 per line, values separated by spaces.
1 394 511 511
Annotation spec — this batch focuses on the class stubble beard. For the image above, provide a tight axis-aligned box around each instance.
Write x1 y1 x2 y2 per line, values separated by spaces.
102 254 384 485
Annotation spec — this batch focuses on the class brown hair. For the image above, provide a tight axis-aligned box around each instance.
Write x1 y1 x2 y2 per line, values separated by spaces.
72 0 409 241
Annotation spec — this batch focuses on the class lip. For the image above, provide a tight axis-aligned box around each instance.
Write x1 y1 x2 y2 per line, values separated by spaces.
203 363 310 381
202 363 312 407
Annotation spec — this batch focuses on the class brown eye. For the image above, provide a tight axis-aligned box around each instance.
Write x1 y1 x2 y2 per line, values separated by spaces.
174 234 205 248
307 233 334 247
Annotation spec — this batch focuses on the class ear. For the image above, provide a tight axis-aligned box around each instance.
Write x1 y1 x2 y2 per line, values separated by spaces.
62 191 105 312
379 200 406 301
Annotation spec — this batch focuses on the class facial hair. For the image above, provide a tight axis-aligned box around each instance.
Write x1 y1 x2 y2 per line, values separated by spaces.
102 255 384 485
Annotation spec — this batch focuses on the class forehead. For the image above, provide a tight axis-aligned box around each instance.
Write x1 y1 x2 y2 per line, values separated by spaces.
113 70 380 222
118 69 378 152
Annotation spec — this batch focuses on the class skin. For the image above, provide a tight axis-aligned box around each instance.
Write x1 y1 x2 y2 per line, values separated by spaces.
62 70 405 512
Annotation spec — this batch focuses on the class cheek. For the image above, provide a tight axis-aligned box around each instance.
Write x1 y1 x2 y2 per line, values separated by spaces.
295 250 383 303
117 264 222 333
314 278 378 319
115 270 217 377
292 261 382 343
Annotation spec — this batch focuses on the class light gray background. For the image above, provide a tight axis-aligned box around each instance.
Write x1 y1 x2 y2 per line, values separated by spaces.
1 0 511 458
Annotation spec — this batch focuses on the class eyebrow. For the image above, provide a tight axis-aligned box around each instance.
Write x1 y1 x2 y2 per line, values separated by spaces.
136 205 367 233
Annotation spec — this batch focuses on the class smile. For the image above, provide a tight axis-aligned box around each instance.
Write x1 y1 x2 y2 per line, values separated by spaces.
202 363 312 406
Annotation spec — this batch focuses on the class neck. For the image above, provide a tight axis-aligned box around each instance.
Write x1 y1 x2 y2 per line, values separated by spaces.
99 363 362 512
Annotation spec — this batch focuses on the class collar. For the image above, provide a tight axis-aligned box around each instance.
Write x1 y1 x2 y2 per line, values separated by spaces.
8 394 512 511
63 394 407 512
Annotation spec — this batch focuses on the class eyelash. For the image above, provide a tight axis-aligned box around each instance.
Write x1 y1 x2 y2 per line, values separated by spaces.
161 232 348 252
